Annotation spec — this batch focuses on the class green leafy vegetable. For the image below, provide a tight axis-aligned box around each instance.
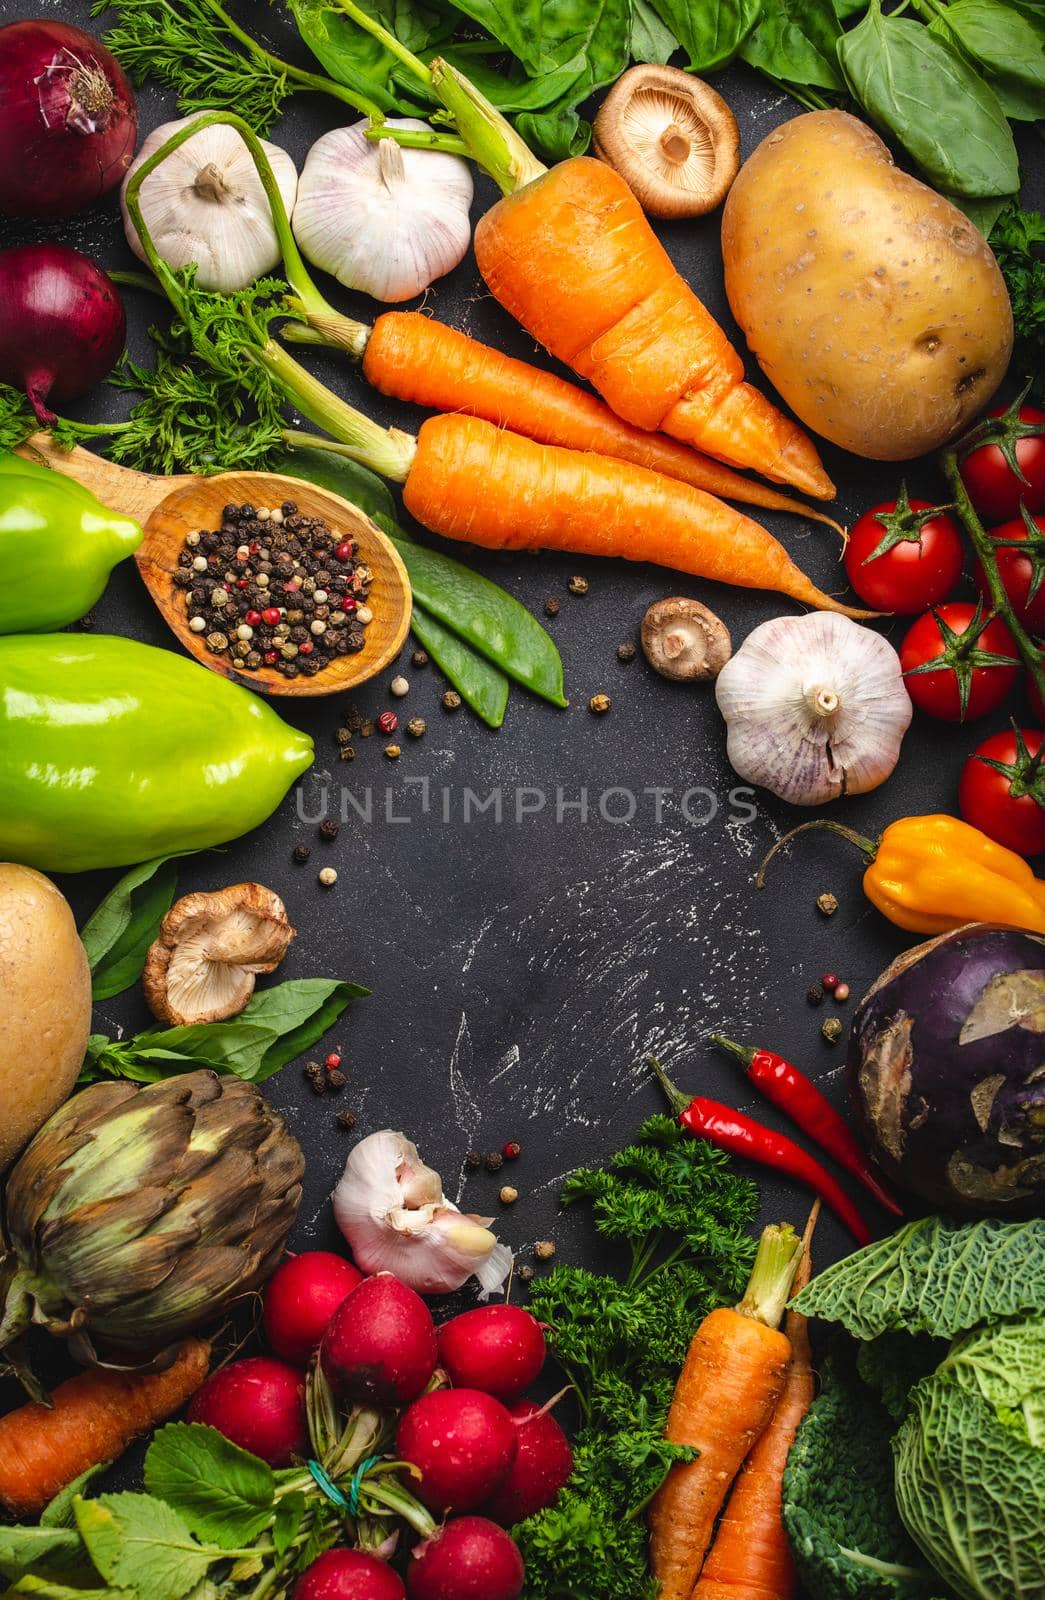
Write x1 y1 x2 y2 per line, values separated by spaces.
990 204 1045 402
74 1494 219 1600
740 0 845 90
649 0 760 71
0 1527 84 1583
516 1115 758 1600
791 1216 1045 1340
629 0 679 63
855 1333 946 1424
80 856 183 1001
288 0 442 113
782 1352 942 1600
926 0 1045 114
39 1470 111 1532
144 1425 275 1548
837 1 1020 198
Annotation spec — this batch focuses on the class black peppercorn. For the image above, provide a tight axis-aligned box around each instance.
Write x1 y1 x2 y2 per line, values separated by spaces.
543 598 561 618
412 649 429 668
807 981 825 1006
319 819 339 841
337 1110 357 1130
484 1150 504 1173
327 1069 346 1090
517 1264 535 1283
617 641 637 663
464 1150 482 1170
292 844 311 864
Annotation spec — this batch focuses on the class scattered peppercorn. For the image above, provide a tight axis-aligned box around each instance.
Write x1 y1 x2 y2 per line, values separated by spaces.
360 720 375 738
412 649 429 668
325 1053 342 1069
464 1150 482 1171
442 690 462 712
406 717 427 739
589 693 611 715
339 745 356 762
533 1240 556 1261
308 1074 328 1095
807 981 825 1006
833 982 851 1003
319 819 339 841
377 710 398 734
499 1185 518 1205
502 1140 521 1160
384 743 402 761
567 575 589 595
318 867 338 888
327 1069 346 1090
543 598 561 618
821 1016 844 1044
303 1061 323 1080
821 973 839 991
336 1110 357 1130
292 844 311 864
616 641 637 663
390 675 409 697
517 1264 535 1283
816 891 839 916
484 1150 504 1173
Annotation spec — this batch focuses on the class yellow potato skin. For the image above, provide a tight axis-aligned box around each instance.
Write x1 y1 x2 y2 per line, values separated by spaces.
0 862 91 1168
721 111 1013 461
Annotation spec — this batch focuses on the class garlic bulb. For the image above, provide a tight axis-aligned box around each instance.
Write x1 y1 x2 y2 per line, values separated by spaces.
121 115 298 293
333 1129 513 1297
292 120 473 303
715 613 912 806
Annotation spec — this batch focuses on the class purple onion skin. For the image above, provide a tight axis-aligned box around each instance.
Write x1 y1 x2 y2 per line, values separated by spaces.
0 244 126 424
848 923 1045 1214
0 21 137 218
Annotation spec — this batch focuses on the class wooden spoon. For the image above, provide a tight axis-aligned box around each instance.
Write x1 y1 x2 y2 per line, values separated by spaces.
17 435 412 698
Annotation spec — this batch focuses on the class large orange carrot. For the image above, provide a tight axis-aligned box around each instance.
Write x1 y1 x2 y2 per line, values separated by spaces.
472 159 835 501
353 313 844 533
402 414 868 617
690 1206 820 1600
647 1225 803 1600
0 1338 210 1517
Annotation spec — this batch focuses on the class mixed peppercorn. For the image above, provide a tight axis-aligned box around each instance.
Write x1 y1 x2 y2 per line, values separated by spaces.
174 501 373 679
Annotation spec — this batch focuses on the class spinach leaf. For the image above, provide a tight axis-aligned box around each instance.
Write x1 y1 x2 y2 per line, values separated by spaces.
446 0 630 81
928 0 1045 95
238 978 369 1080
629 0 679 64
288 0 443 112
791 1216 1045 1340
436 49 590 114
950 193 1013 234
517 100 591 160
145 1424 275 1548
837 2 1020 197
648 0 760 71
741 0 845 91
80 856 182 1000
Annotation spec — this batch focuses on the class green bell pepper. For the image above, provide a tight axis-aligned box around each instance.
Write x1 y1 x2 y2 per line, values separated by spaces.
0 452 142 633
0 634 314 872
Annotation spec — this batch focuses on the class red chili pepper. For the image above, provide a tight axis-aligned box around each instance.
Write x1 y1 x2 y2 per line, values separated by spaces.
710 1034 903 1217
649 1059 873 1246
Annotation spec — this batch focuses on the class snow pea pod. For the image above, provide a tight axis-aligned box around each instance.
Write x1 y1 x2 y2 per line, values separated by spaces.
0 634 313 872
410 606 510 729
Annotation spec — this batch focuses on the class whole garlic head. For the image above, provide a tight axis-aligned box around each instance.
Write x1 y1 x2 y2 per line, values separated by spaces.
121 115 298 293
333 1129 513 1297
292 120 474 303
715 612 912 806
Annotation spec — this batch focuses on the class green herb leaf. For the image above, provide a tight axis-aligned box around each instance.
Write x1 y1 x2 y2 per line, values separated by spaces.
112 1023 280 1081
272 1492 308 1560
927 0 1045 98
144 1424 275 1548
0 1528 84 1582
289 0 444 112
648 0 759 71
791 1216 1045 1340
74 1495 219 1600
238 978 369 1080
40 1467 111 1530
629 0 679 63
80 856 183 1000
741 0 845 90
837 2 1020 198
990 204 1045 401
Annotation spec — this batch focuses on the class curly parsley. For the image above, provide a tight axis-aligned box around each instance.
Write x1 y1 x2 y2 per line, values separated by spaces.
991 204 1045 403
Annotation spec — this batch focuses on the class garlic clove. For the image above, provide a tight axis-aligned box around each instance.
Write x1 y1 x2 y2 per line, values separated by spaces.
292 119 474 304
121 115 298 294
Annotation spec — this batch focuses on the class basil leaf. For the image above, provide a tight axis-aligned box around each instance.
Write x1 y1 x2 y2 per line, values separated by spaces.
648 0 759 71
75 1494 219 1600
239 978 368 1081
629 0 680 63
80 857 182 1000
125 1023 279 1080
741 0 846 90
145 1425 274 1549
928 0 1045 93
838 2 1020 198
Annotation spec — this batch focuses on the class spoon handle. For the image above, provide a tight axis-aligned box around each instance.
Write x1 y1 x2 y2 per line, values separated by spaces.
16 435 187 524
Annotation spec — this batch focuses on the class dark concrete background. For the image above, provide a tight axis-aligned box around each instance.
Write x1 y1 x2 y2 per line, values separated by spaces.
1 0 1041 1514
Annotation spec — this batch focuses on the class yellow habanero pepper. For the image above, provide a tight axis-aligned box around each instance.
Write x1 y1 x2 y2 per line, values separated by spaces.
758 813 1045 937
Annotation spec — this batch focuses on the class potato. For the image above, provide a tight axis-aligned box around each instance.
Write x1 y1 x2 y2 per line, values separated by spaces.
0 863 91 1167
721 111 1013 461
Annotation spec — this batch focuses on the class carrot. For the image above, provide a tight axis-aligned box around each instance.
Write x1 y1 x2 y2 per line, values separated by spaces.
648 1224 803 1600
690 1205 820 1600
473 158 836 502
357 312 844 535
0 1337 210 1517
403 414 870 618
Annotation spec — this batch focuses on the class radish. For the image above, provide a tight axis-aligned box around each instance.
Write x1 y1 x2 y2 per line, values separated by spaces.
396 1389 516 1512
264 1251 363 1366
407 1517 524 1600
188 1357 307 1467
293 1548 406 1599
321 1273 437 1406
436 1305 546 1400
483 1400 574 1523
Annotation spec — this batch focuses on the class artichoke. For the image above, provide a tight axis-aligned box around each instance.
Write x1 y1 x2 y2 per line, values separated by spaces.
0 1070 303 1364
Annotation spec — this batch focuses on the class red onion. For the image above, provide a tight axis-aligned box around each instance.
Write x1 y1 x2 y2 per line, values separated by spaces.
0 20 137 217
0 244 126 423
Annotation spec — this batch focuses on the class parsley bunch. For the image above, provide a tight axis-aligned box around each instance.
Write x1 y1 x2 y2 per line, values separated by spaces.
517 1115 758 1600
990 204 1045 403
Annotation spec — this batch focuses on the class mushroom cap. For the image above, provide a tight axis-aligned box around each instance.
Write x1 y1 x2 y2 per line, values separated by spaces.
143 883 295 1026
641 597 732 681
593 65 740 219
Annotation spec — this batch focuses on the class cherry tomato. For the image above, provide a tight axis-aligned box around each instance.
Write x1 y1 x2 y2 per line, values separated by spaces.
973 509 1045 632
959 727 1045 856
844 490 963 613
900 602 1020 721
960 404 1045 523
